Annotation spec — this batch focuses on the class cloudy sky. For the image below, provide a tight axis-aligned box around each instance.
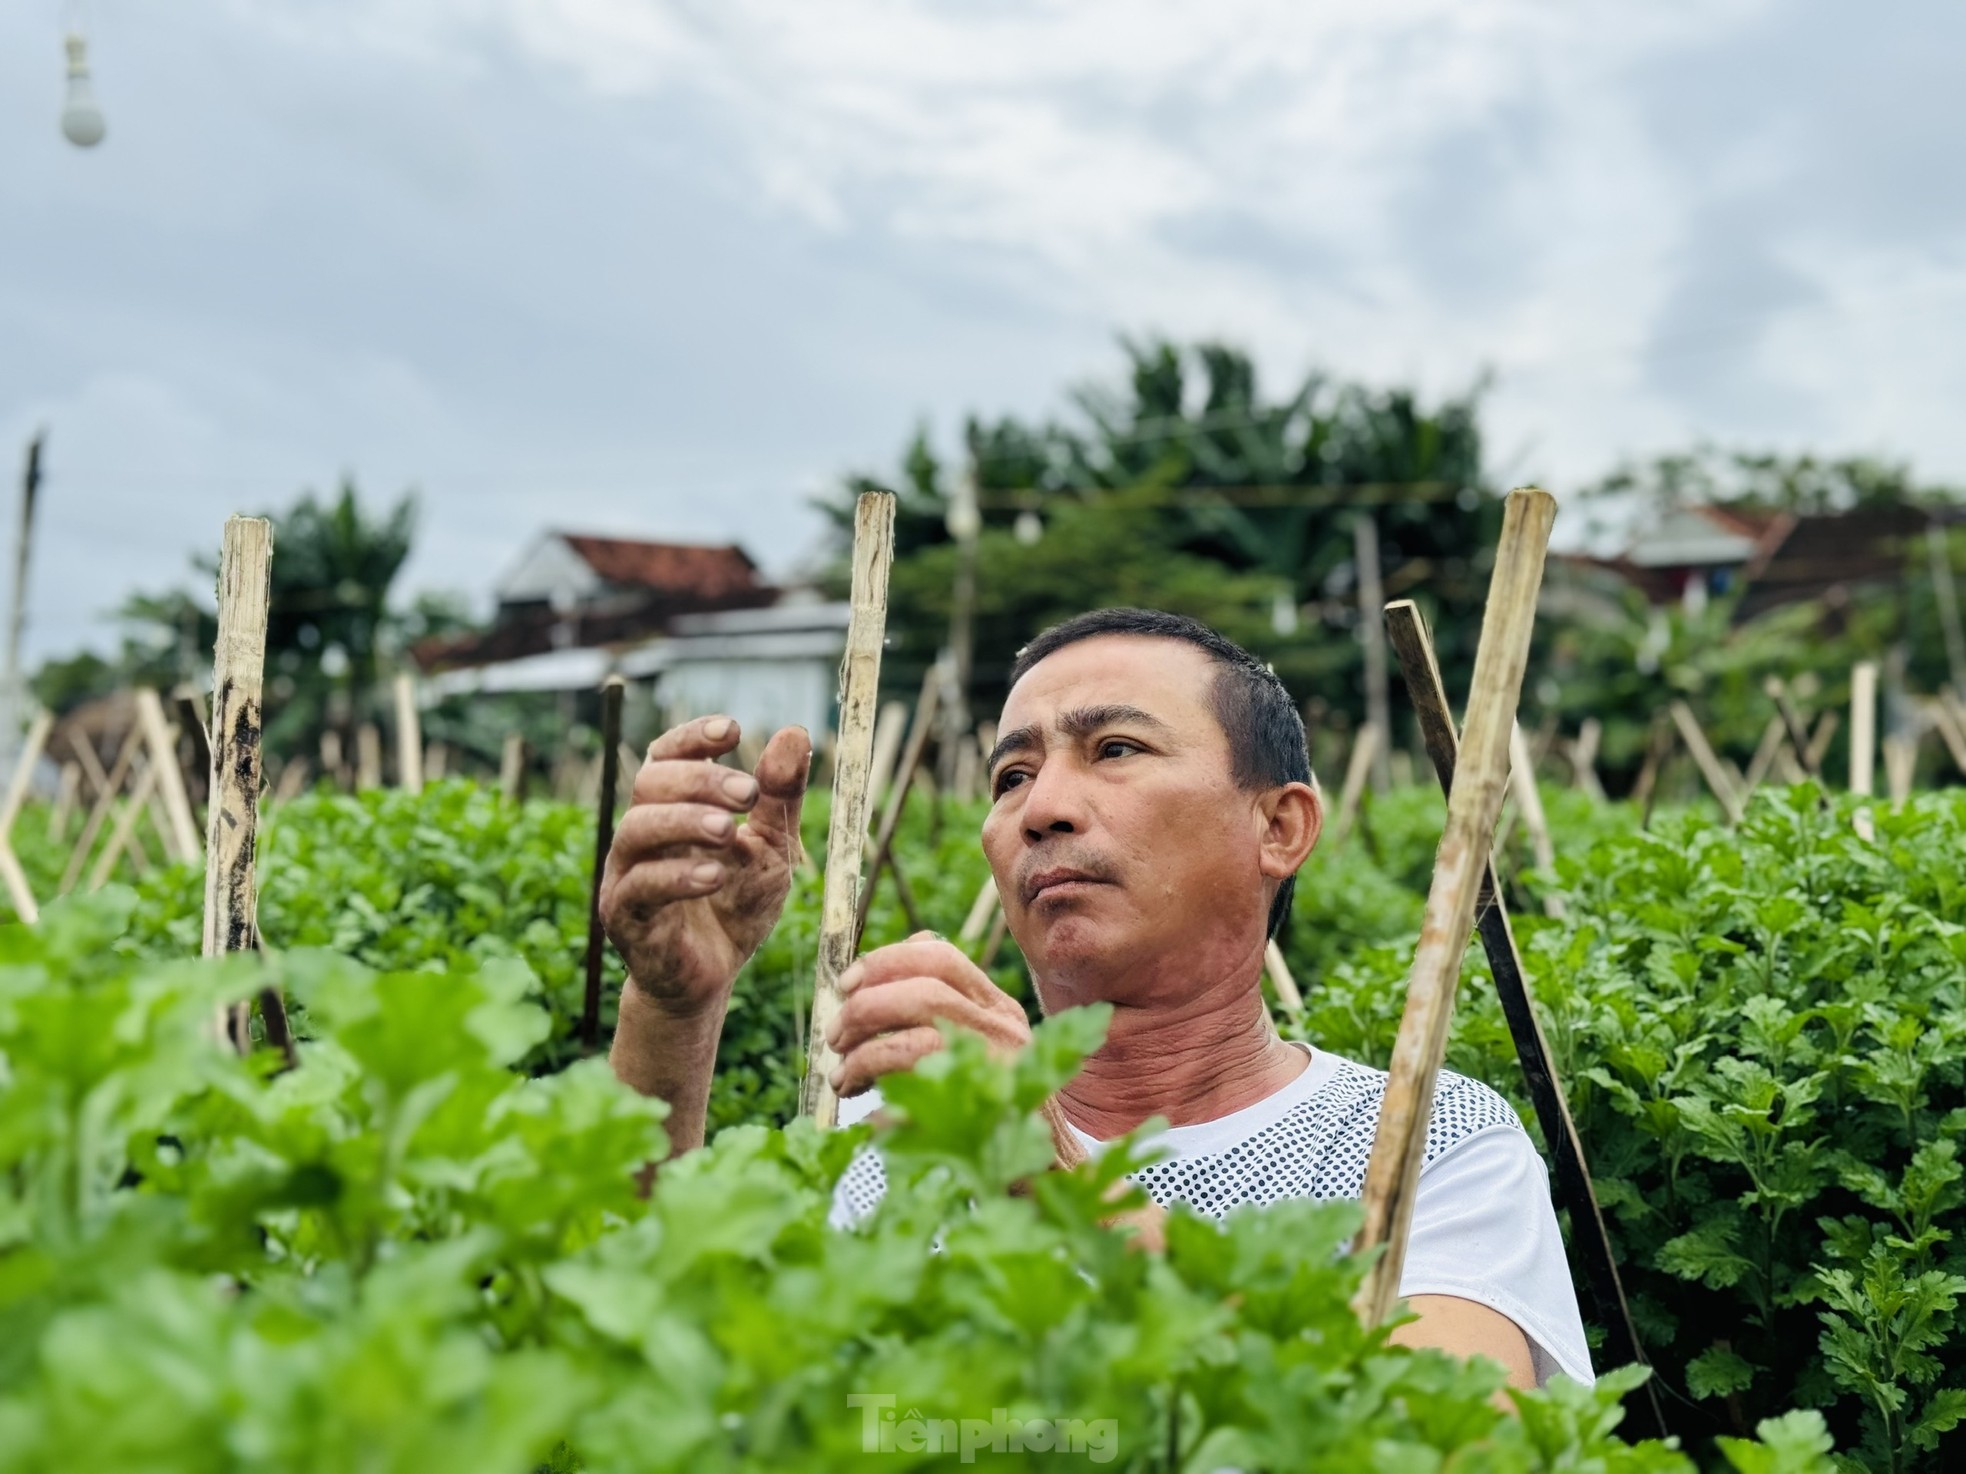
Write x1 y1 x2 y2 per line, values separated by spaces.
4 0 1964 662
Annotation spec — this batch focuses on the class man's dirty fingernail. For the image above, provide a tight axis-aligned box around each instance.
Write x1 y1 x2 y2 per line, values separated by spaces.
704 717 733 740
723 772 758 802
691 862 721 885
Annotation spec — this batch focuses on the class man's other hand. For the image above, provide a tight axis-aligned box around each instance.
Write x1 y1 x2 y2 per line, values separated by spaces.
600 716 811 1016
825 932 1033 1097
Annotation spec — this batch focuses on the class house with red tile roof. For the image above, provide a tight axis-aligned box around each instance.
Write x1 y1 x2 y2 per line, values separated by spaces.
413 530 849 740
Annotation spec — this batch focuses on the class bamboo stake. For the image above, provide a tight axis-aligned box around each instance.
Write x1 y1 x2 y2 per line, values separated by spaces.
958 874 1000 947
581 676 626 1052
1508 720 1564 919
1884 733 1916 805
174 685 211 812
1327 721 1382 847
1631 710 1671 823
60 724 143 894
1764 678 1820 782
175 686 210 759
1851 661 1877 841
1355 514 1393 792
0 707 47 921
0 842 33 923
865 700 909 818
425 743 448 782
273 758 310 803
979 904 1010 970
1668 701 1743 823
69 729 109 798
204 518 289 1058
1263 938 1304 1014
1383 596 1662 1439
393 673 423 794
1929 526 1966 696
1850 663 1877 795
320 729 346 790
136 688 200 861
1569 718 1605 801
145 795 177 863
1933 695 1966 777
800 491 896 1127
855 667 940 938
575 750 605 809
499 733 527 802
89 762 159 890
1740 714 1788 796
952 732 981 804
1807 709 1839 773
1352 487 1556 1327
49 760 79 843
356 723 382 790
0 708 52 836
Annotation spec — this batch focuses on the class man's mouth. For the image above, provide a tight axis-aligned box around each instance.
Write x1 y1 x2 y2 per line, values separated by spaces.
1023 867 1112 905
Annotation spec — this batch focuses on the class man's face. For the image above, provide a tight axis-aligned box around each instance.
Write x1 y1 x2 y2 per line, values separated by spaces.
980 634 1275 1006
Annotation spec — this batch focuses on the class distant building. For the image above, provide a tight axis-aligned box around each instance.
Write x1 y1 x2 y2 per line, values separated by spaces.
1605 505 1787 613
416 531 774 673
1583 503 1931 620
414 531 848 739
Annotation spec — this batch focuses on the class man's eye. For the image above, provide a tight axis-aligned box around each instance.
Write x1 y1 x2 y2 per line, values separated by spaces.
1097 740 1141 760
993 769 1029 796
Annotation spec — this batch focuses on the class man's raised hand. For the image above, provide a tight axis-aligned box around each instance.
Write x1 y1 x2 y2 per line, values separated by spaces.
600 715 811 1017
824 932 1033 1098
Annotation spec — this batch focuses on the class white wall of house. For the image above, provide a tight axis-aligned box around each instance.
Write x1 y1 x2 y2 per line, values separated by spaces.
624 604 850 738
654 657 836 739
496 533 602 606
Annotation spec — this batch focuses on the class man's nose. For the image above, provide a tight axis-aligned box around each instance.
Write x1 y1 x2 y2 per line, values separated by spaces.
1020 759 1088 841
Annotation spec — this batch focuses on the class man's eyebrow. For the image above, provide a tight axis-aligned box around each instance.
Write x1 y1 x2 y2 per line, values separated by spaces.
1056 704 1174 741
986 725 1040 774
987 705 1175 773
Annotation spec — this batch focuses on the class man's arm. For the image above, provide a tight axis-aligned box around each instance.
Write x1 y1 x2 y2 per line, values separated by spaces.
609 983 732 1159
1391 1295 1537 1395
602 715 810 1159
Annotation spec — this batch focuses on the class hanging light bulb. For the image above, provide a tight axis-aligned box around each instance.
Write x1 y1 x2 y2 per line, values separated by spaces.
1013 509 1043 546
60 33 106 148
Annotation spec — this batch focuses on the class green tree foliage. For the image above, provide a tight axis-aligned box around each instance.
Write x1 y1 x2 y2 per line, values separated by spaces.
30 482 456 760
1582 446 1951 523
827 338 1498 730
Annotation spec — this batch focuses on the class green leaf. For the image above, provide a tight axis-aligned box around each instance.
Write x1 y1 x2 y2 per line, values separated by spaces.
1688 1344 1759 1400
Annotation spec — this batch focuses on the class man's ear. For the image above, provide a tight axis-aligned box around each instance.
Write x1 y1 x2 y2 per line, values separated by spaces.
1257 781 1321 881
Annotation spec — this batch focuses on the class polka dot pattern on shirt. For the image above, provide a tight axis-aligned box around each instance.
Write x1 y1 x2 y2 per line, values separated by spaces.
827 1057 1523 1228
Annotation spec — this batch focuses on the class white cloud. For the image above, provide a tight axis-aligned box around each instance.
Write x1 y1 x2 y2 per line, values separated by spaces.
313 0 1781 470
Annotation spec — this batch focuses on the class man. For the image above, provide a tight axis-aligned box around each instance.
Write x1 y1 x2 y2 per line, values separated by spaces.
604 608 1593 1390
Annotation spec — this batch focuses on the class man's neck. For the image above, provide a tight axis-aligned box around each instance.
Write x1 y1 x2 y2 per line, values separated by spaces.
1047 943 1308 1140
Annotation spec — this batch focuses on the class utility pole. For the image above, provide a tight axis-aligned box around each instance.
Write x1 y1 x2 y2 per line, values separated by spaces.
1354 512 1393 791
2 433 45 775
940 454 981 793
1928 523 1966 696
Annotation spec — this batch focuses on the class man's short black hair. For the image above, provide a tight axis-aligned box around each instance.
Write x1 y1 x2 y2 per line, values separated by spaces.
1006 608 1313 938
